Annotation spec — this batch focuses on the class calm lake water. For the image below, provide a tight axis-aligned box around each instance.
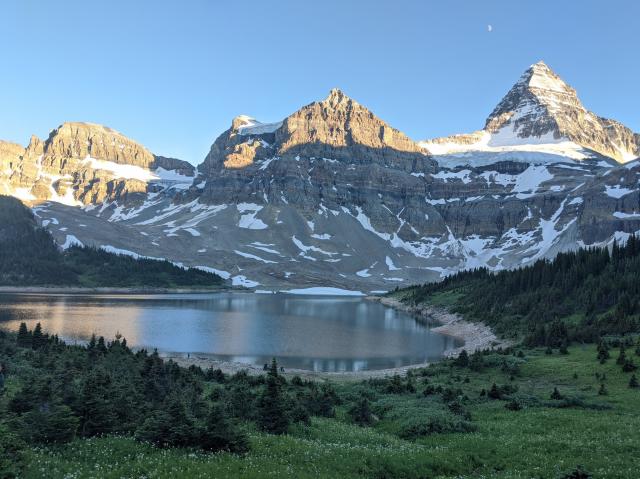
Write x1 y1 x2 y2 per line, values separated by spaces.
0 292 459 372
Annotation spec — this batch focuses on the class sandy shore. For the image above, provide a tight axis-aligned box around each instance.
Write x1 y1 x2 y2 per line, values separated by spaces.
161 295 510 381
370 296 510 358
160 353 435 382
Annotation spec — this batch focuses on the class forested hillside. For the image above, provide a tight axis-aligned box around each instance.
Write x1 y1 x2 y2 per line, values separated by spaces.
394 237 640 345
0 196 223 288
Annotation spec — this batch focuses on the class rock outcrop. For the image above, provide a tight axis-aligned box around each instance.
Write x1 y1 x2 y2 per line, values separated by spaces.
483 61 639 162
3 62 640 291
0 122 192 205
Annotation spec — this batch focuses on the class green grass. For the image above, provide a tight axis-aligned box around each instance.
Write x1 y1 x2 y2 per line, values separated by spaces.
19 345 640 479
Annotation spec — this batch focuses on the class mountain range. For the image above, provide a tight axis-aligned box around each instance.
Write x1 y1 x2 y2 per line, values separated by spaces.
1 61 639 292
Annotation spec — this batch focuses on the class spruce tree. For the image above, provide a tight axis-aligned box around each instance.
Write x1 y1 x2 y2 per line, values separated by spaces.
16 322 31 348
622 358 637 373
488 383 501 399
616 345 626 365
348 396 373 426
31 323 45 350
598 383 608 396
201 404 248 453
629 374 639 389
597 340 610 362
469 351 484 371
550 387 563 400
454 350 469 367
257 358 289 435
78 367 117 436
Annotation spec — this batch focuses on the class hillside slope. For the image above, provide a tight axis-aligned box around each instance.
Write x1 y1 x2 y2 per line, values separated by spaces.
393 236 640 344
0 195 223 288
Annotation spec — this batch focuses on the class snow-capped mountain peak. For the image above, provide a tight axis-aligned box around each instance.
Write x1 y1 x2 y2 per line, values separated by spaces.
424 61 639 165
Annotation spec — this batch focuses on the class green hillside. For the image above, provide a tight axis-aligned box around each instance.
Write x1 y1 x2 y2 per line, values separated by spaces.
393 237 640 346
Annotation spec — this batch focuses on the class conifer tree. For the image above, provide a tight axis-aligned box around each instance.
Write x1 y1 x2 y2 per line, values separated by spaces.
629 374 639 389
622 358 637 373
348 396 373 426
31 323 45 350
597 340 610 362
16 322 31 348
257 358 289 435
616 345 626 365
488 383 501 399
201 404 249 453
454 350 469 367
598 383 608 396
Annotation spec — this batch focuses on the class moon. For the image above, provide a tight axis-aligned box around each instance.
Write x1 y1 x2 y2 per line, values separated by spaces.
487 24 493 32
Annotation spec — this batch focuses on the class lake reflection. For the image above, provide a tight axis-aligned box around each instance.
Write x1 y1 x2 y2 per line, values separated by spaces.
0 293 460 372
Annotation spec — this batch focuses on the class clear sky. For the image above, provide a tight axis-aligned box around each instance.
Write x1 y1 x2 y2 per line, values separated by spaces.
1 0 637 165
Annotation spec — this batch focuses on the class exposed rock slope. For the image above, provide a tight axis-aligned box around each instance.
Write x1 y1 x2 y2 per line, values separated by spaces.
3 62 640 291
423 61 639 164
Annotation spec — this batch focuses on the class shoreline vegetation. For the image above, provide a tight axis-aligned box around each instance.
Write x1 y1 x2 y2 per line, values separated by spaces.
3 319 639 478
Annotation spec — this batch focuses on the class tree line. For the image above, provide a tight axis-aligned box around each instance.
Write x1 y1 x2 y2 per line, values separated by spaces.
398 235 640 346
0 195 222 287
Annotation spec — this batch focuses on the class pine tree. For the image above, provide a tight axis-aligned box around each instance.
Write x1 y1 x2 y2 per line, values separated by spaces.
616 345 626 365
31 323 45 350
550 387 563 400
78 367 117 436
16 322 31 348
598 383 608 396
201 404 248 453
488 383 501 399
597 340 610 362
629 374 639 389
454 350 469 367
348 396 373 426
622 358 637 373
257 358 289 435
469 351 485 371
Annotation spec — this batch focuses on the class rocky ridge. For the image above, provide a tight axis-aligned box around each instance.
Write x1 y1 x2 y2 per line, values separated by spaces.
423 61 639 163
2 62 640 291
0 122 194 205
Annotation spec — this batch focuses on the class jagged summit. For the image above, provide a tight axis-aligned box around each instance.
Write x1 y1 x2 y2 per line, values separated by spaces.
424 61 639 164
484 61 582 136
321 88 354 108
200 88 429 172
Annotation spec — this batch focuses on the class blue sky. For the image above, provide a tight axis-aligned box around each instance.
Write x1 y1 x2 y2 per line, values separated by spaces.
1 0 637 164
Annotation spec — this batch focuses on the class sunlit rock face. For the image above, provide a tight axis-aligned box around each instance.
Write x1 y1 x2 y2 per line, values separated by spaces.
2 63 640 291
482 61 639 163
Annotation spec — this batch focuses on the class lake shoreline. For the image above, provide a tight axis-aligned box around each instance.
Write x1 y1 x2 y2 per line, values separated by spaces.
0 288 508 380
0 286 233 294
368 296 511 358
163 294 509 380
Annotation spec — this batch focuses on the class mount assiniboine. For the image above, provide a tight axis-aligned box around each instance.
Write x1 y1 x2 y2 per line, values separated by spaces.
1 61 639 292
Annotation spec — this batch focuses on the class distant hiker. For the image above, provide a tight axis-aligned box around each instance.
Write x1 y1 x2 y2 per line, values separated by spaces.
187 353 190 359
280 366 285 373
263 363 268 371
0 363 5 394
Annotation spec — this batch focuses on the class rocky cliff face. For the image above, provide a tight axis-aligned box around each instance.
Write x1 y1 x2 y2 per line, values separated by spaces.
482 61 639 162
0 122 192 205
3 62 640 291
